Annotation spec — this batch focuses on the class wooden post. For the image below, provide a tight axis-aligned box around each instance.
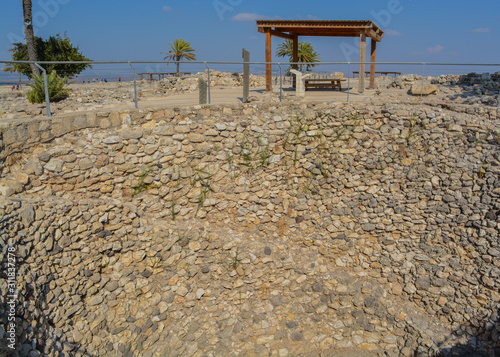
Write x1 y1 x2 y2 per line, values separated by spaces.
370 39 377 88
358 31 366 93
198 77 208 104
242 48 250 102
265 28 272 92
292 34 299 88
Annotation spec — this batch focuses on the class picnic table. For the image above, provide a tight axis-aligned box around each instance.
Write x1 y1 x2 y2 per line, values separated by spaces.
304 78 346 91
137 72 191 81
352 71 401 78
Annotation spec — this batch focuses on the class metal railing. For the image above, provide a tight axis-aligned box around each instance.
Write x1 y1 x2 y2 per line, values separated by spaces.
1 60 500 117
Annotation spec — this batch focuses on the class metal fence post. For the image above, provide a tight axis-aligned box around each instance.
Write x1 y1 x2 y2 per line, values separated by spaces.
35 63 51 117
347 63 351 103
128 62 138 109
279 63 283 102
204 62 211 104
420 62 426 105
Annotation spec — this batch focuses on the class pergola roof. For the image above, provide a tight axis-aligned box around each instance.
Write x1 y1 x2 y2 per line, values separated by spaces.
257 20 384 93
257 20 384 42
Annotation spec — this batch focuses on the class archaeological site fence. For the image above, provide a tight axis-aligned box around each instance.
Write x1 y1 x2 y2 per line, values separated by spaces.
1 60 500 118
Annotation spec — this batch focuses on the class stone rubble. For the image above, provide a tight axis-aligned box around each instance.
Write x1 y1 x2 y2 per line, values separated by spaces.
384 72 500 106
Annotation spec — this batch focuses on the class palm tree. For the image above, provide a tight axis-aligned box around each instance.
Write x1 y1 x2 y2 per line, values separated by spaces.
3 63 23 88
22 0 40 77
161 39 196 75
276 40 321 71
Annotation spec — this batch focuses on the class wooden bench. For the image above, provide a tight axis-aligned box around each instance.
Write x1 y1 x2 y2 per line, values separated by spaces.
137 72 191 81
352 71 401 78
304 78 346 91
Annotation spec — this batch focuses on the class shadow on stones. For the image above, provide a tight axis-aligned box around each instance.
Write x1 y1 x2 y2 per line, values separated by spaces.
0 223 97 357
443 91 499 107
2 259 99 357
431 72 500 107
436 314 500 357
26 279 100 357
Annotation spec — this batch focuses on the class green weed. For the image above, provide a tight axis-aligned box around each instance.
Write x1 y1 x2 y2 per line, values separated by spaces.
171 201 176 221
231 245 241 271
132 166 152 196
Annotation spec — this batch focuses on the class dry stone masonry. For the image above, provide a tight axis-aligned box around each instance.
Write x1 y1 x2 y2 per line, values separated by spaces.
0 101 499 357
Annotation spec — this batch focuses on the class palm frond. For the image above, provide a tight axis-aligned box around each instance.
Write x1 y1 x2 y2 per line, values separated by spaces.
162 39 197 73
26 70 71 103
275 40 321 71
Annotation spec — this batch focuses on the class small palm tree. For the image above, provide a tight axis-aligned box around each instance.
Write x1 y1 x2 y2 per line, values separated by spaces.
26 70 71 103
161 39 197 75
276 40 321 71
3 63 23 88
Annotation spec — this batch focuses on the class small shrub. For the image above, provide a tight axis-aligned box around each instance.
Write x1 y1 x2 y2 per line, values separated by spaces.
26 70 71 104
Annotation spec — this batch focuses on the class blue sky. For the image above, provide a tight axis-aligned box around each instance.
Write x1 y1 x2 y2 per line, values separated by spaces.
1 0 499 68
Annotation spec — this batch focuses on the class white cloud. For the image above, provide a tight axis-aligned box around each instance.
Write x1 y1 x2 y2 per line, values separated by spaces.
384 29 402 37
162 6 172 12
232 13 261 21
472 27 491 33
231 13 282 22
427 44 443 54
296 14 321 20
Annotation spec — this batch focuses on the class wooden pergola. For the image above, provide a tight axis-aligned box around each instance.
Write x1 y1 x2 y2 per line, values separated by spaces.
256 20 384 93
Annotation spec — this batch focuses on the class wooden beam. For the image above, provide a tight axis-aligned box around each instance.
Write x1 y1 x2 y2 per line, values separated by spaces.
365 28 382 42
265 28 272 92
358 31 366 93
370 39 376 88
281 31 362 37
269 29 294 40
272 23 374 30
274 28 362 35
265 29 382 39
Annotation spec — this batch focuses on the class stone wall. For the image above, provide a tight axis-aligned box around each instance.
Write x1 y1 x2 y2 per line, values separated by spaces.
0 109 160 160
149 71 266 94
1 102 499 357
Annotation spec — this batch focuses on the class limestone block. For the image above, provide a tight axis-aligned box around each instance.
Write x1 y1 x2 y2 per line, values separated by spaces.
410 83 438 96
